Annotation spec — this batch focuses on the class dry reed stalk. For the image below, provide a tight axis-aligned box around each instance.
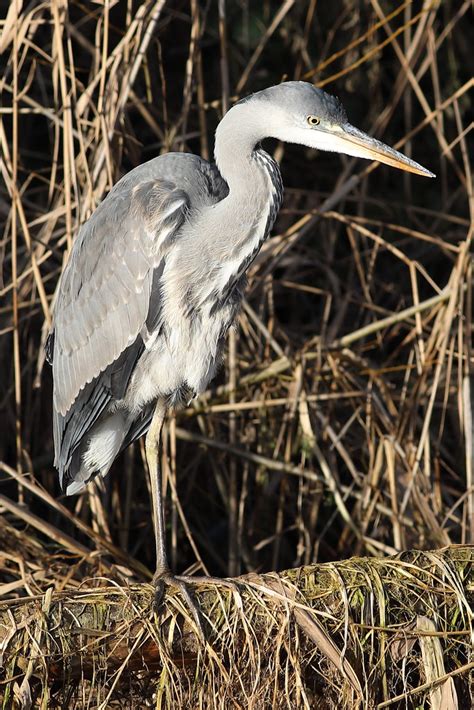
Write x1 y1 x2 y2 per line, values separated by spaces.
0 1 472 704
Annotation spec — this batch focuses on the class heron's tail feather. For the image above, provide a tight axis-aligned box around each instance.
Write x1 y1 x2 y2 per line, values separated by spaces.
61 412 128 495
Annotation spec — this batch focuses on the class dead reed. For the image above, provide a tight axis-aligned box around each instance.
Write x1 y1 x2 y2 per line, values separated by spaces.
0 0 472 706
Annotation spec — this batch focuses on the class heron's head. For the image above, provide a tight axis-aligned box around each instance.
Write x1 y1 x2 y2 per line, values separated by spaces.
243 81 434 178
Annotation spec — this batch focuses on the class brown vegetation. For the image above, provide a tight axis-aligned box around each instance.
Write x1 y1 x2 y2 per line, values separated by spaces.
0 1 472 707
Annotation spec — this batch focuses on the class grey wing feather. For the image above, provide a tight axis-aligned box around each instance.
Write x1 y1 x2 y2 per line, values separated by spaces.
50 177 189 417
47 152 227 490
55 336 145 489
119 402 155 453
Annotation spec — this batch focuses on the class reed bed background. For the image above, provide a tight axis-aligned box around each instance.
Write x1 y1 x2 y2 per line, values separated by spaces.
0 0 473 705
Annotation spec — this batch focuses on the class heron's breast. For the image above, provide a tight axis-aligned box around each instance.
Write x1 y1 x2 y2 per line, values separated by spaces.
125 295 235 412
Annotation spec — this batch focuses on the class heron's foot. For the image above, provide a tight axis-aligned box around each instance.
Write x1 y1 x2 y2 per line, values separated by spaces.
152 571 239 641
152 570 207 641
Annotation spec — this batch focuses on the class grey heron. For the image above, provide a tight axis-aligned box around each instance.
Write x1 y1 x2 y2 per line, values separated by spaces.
46 81 434 608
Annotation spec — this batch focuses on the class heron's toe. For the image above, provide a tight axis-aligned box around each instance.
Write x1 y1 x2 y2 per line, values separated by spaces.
151 571 205 641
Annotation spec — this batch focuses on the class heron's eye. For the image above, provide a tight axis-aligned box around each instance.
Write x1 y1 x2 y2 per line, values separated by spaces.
307 115 320 126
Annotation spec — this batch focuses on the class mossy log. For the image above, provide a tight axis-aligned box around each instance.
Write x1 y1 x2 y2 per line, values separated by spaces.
1 546 473 709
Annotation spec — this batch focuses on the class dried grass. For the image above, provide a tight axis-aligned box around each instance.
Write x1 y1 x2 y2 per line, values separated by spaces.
1 518 472 708
0 0 473 707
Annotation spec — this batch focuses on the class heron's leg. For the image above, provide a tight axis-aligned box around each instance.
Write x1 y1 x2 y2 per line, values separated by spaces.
145 400 169 576
145 401 205 636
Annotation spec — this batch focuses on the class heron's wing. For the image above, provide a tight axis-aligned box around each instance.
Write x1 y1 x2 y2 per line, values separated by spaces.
53 336 145 486
50 178 189 418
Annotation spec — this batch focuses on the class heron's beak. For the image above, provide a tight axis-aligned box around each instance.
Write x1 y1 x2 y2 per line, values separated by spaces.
336 123 435 177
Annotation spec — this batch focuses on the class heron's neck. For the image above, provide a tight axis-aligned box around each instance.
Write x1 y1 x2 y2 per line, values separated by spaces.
204 104 282 280
214 102 267 193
